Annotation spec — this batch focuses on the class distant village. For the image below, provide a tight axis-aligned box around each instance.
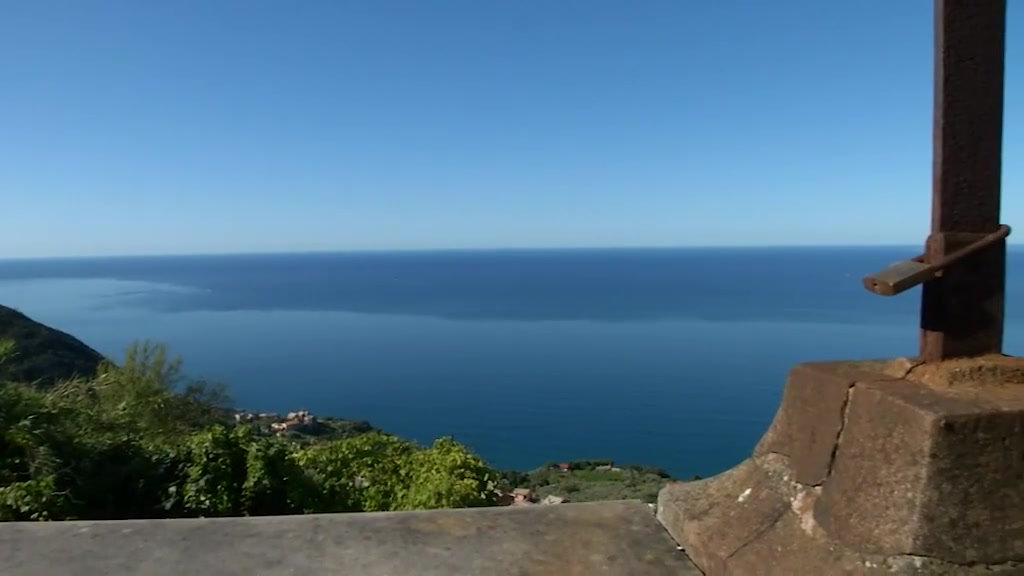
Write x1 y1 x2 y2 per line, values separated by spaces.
499 488 567 506
232 410 644 507
234 409 319 435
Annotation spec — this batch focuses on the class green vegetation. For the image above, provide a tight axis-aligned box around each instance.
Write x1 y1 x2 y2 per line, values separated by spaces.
0 306 682 520
0 339 498 521
499 461 673 504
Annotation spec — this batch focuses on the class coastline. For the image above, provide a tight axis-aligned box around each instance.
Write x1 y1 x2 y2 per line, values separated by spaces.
232 407 678 505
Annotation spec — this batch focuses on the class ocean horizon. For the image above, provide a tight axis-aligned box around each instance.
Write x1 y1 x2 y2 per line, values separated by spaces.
1 246 1022 479
0 243 945 261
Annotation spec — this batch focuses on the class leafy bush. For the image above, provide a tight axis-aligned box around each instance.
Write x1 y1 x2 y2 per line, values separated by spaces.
0 339 499 521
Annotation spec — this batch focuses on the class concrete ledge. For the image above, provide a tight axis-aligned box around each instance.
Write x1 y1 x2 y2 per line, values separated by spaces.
0 500 701 576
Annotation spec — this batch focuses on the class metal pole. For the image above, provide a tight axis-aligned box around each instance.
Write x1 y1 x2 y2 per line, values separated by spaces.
920 0 1008 361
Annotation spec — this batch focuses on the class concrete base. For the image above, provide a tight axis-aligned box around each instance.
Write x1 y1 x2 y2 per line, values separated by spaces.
658 357 1024 575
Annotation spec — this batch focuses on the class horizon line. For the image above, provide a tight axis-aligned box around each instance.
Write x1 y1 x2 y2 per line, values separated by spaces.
0 243 971 262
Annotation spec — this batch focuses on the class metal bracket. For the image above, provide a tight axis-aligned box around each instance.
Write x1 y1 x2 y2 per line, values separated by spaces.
863 224 1011 296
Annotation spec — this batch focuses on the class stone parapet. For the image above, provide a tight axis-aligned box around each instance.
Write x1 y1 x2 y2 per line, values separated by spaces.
658 358 1024 575
0 500 700 576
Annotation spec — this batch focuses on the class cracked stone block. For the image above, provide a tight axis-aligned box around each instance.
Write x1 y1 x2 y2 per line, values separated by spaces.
754 361 900 486
659 359 1024 575
816 379 1024 564
657 458 789 573
726 495 866 576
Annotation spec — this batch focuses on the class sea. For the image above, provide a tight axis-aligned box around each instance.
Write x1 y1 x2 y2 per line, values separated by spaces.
0 247 1022 479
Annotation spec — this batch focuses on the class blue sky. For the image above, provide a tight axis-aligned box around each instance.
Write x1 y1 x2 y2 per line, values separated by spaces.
2 0 1023 257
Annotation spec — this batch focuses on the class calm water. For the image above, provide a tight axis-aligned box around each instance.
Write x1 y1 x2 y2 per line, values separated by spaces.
1 247 1022 478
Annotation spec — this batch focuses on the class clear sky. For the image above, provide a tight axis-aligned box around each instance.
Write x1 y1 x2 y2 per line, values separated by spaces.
2 1 1023 257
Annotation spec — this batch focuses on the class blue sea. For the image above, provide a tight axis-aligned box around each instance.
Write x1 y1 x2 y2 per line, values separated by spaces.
1 247 1022 479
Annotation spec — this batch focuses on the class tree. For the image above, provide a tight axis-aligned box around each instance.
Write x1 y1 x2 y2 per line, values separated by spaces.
0 340 500 521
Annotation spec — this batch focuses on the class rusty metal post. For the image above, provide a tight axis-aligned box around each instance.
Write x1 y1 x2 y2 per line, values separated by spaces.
920 0 1008 361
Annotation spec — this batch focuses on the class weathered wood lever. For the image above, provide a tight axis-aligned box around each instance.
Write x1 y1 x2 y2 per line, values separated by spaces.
863 224 1011 296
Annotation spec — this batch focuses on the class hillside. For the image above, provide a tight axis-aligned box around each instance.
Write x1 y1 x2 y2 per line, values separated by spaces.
0 304 679 516
500 460 676 504
0 305 105 386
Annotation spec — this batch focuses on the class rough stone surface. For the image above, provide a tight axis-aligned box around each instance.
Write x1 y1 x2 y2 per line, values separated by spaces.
754 361 899 485
817 378 1024 563
0 501 701 576
920 406 1024 562
660 454 1024 576
659 359 1024 575
725 491 865 576
656 457 788 573
815 380 939 556
906 354 1024 387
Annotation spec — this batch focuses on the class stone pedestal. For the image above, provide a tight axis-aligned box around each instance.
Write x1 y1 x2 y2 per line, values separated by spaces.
657 357 1024 575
